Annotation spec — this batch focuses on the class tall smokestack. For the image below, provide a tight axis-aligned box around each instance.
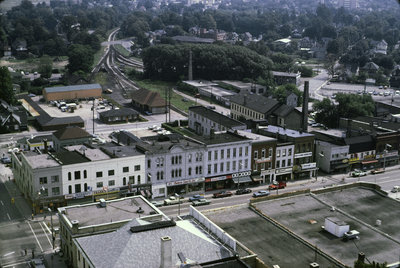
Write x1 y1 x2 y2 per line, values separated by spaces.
188 50 193 81
302 81 310 132
160 236 172 268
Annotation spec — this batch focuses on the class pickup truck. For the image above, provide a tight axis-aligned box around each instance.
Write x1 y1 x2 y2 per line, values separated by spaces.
163 196 185 205
268 181 286 190
191 199 211 206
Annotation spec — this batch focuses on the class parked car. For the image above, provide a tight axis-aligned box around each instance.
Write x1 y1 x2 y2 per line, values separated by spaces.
164 196 185 205
151 200 164 207
206 105 216 110
235 188 252 195
191 199 211 206
391 186 399 193
351 169 367 177
1 156 11 164
370 168 384 174
343 230 360 241
268 181 287 190
252 190 270 198
212 191 233 198
189 194 205 202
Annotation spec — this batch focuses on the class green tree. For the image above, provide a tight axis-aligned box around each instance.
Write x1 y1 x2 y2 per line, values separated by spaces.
272 84 303 106
313 98 338 128
38 55 53 79
67 44 94 74
354 260 387 268
0 67 15 104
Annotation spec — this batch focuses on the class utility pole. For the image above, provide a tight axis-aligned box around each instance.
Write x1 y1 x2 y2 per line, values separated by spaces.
92 100 95 134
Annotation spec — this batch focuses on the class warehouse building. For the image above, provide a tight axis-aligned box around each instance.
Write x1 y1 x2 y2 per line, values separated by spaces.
43 84 102 101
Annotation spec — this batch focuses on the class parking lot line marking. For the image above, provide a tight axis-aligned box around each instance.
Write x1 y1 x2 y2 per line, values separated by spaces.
39 221 52 247
2 251 15 257
0 200 3 206
27 221 43 252
6 213 10 220
380 179 400 184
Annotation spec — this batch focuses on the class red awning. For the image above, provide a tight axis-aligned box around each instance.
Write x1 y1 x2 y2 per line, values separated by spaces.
361 160 378 165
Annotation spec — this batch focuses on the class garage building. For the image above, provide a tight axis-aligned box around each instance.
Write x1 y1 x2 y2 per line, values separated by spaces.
43 84 102 101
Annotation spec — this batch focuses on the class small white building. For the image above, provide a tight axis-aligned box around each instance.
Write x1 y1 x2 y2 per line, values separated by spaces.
324 217 349 238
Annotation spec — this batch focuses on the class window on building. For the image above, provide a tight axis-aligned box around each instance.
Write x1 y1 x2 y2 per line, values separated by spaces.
282 149 286 157
267 162 272 169
227 161 230 171
83 170 87 179
74 171 81 180
261 163 265 170
282 160 286 167
277 150 281 157
123 166 129 173
188 154 192 163
220 162 224 172
108 180 115 186
227 149 231 158
75 184 81 193
68 185 72 194
208 164 211 174
171 170 174 178
159 188 165 194
276 161 280 168
214 163 217 173
208 151 212 160
268 148 273 157
233 161 236 170
123 177 126 185
161 171 164 180
52 187 60 196
171 156 175 165
199 166 202 174
261 149 265 158
288 159 292 166
239 147 242 156
254 150 258 159
221 149 224 159
147 159 151 168
96 182 103 188
68 172 71 181
245 146 248 156
134 165 141 171
233 148 237 157
51 175 59 183
39 177 47 184
96 171 103 178
239 160 242 169
214 150 218 160
84 183 87 192
108 170 114 177
188 167 192 176
137 175 141 184
129 176 135 184
245 160 248 169
288 148 292 156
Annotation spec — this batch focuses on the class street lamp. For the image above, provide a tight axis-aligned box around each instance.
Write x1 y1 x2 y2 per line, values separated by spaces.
48 208 55 250
175 193 181 217
383 144 392 171
238 162 243 189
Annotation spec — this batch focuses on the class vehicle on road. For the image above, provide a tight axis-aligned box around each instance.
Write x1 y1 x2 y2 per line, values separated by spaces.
191 199 211 206
189 194 205 202
212 191 233 198
164 196 185 205
268 181 287 190
351 169 367 177
151 200 164 207
370 168 384 174
343 230 360 241
1 156 11 164
235 188 252 195
391 186 399 193
206 105 216 110
252 190 270 198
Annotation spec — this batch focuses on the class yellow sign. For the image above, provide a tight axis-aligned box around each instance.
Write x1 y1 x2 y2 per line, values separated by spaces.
11 197 15 204
349 157 359 164
342 159 349 163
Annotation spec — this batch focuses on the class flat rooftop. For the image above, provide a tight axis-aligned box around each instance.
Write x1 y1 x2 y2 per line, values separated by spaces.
64 145 110 161
191 131 250 145
25 153 60 169
203 185 400 267
61 196 159 228
189 106 246 128
183 80 218 88
236 130 276 143
259 125 314 138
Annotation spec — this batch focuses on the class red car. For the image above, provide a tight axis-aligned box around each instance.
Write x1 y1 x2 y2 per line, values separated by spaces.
212 191 233 198
268 181 286 190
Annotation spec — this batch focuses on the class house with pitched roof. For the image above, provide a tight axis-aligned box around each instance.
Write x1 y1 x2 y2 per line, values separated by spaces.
52 126 93 151
0 99 28 132
98 108 139 124
131 88 166 114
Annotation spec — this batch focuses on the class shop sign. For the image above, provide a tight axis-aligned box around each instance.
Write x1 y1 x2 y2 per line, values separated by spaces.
206 175 227 182
167 177 205 186
348 157 359 164
301 162 316 170
376 151 399 159
275 168 292 174
65 187 120 199
294 152 312 158
256 157 272 163
261 169 274 175
342 159 349 163
364 154 376 160
232 171 251 178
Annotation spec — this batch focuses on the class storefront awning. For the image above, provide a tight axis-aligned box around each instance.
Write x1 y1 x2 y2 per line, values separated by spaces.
232 176 252 184
361 160 378 165
252 176 263 182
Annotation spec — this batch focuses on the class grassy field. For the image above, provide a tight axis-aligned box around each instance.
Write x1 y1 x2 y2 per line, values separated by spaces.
0 57 67 73
135 80 196 112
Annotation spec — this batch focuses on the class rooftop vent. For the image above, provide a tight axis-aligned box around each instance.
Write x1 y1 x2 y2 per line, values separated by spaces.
130 220 176 233
310 263 319 268
71 220 79 227
99 198 106 208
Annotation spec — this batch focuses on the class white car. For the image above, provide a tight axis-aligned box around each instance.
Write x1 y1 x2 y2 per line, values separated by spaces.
391 186 399 193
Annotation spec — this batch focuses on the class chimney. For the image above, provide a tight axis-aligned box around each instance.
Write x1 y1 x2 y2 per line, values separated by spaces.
43 139 48 153
160 236 172 268
301 81 309 132
357 252 365 263
188 50 193 81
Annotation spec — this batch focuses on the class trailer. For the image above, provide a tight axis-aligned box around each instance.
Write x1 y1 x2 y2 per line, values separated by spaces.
324 217 349 237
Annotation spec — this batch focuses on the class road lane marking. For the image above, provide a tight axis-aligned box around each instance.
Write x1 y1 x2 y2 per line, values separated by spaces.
2 251 15 257
27 221 44 252
6 213 10 220
0 200 3 206
39 221 52 247
379 179 400 184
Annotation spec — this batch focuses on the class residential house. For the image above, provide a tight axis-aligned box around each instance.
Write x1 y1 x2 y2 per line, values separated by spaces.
0 100 28 132
98 108 139 124
272 71 301 86
52 126 93 152
370 40 388 56
360 62 379 77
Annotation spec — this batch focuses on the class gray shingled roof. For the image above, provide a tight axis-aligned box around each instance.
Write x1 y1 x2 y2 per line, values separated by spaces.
53 126 92 140
76 218 233 268
44 84 101 93
229 94 279 114
99 108 139 117
272 104 296 117
189 106 246 129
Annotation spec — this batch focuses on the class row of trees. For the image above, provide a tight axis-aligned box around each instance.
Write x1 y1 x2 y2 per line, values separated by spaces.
142 43 273 81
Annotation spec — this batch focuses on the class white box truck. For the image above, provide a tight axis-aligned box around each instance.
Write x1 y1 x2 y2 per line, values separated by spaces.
324 217 349 237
